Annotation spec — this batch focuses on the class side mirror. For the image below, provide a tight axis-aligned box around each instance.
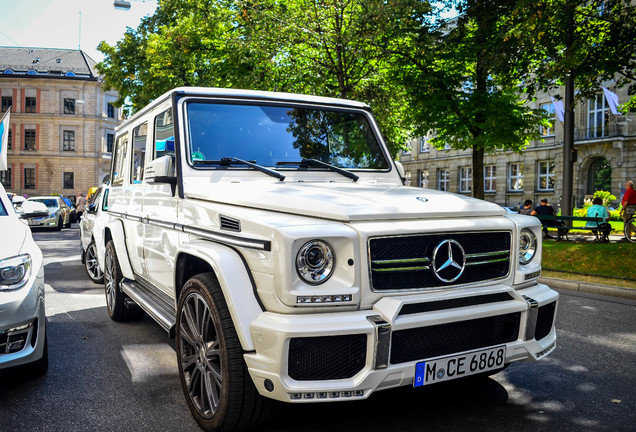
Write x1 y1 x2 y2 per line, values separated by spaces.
394 160 407 185
145 155 176 184
86 203 98 214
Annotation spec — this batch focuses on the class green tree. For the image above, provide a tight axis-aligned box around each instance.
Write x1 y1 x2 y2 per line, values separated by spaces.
387 0 547 199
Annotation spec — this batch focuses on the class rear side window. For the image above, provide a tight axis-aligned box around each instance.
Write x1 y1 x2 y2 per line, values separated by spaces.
111 133 129 186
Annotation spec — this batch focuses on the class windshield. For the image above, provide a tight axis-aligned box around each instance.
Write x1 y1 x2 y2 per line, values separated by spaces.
30 198 59 209
185 101 388 170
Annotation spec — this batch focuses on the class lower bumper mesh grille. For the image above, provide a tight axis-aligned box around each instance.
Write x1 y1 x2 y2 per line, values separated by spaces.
288 334 367 381
390 312 521 364
534 301 556 340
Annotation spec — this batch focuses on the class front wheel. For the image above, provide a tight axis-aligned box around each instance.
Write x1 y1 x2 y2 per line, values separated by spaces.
104 241 142 321
176 273 275 432
85 241 104 284
624 217 636 243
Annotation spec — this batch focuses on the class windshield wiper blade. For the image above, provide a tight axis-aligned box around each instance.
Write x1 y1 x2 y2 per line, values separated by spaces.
277 159 359 182
196 157 285 181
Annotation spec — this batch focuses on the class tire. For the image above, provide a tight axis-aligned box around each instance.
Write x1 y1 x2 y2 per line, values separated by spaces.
56 216 63 231
28 320 49 376
85 241 104 284
176 273 276 432
104 241 143 321
65 218 71 228
624 217 636 243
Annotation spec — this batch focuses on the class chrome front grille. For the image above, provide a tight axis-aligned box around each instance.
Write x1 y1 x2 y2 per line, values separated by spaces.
369 231 511 290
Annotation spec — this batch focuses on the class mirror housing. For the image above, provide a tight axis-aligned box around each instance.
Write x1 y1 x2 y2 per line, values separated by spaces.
394 160 407 185
145 155 177 193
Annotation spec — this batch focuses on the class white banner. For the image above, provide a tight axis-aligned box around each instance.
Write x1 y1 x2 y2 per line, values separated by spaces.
551 97 565 122
0 108 10 171
602 87 620 115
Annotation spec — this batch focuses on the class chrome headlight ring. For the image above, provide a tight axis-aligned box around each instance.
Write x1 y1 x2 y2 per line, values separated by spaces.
295 240 335 285
519 228 537 265
0 254 32 291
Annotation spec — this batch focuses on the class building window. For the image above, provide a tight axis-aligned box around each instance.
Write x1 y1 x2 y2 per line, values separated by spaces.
106 133 114 153
540 102 555 136
64 98 75 114
24 167 36 189
484 165 496 192
63 172 74 189
0 168 11 187
537 161 555 191
459 167 472 193
508 163 524 191
438 169 449 191
419 137 430 153
24 128 36 150
7 128 11 150
402 142 412 155
107 103 116 119
63 130 75 151
25 96 37 113
1 96 12 112
588 94 609 138
418 170 429 188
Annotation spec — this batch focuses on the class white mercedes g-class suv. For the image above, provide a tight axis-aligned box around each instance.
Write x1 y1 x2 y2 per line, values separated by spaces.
104 87 558 431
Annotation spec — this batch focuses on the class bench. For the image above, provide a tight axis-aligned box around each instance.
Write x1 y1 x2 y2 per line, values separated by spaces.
534 215 612 241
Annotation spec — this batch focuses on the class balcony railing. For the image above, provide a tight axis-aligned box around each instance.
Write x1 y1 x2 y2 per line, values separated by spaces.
575 124 623 140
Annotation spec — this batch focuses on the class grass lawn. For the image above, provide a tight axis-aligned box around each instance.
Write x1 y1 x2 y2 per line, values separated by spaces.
542 241 636 288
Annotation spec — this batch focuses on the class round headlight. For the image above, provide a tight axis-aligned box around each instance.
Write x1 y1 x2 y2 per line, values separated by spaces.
519 228 537 265
296 240 335 284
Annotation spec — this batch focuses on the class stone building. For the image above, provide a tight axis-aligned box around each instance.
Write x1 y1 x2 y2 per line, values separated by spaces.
399 83 636 211
0 47 121 200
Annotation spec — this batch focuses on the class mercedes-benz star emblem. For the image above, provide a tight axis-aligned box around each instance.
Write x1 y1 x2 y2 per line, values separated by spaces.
432 239 466 283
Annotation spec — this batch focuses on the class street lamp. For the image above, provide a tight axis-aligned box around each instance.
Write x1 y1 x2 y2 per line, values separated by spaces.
113 1 132 10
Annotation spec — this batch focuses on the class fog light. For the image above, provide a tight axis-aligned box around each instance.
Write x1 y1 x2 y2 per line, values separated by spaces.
297 294 352 304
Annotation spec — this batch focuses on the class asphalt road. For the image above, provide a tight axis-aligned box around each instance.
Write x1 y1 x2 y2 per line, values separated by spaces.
1 225 634 431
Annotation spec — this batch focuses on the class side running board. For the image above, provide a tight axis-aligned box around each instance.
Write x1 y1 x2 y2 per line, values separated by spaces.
120 278 176 337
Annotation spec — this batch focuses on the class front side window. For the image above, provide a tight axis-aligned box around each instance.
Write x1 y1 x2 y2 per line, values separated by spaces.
508 163 524 191
588 94 609 138
63 130 75 151
185 102 388 170
537 161 555 191
459 167 472 193
63 172 74 189
25 96 37 113
24 167 35 189
111 134 128 186
540 102 555 136
438 169 449 191
131 122 147 183
24 128 36 150
64 98 75 114
484 165 496 192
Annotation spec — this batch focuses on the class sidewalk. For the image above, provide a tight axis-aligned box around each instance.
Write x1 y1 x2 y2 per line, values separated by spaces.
540 276 636 300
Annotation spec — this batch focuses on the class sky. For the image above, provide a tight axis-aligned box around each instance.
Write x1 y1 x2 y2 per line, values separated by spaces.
0 0 159 63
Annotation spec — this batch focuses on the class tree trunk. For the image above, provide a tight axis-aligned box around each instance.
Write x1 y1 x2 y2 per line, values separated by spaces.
472 146 485 200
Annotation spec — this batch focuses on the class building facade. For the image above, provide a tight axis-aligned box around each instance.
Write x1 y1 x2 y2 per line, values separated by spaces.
399 83 636 211
0 47 121 200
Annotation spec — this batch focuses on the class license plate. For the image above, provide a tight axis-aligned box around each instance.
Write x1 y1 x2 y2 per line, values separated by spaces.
28 221 42 226
414 346 506 387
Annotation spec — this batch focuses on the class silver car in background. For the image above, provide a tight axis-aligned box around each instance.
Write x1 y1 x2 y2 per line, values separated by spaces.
24 196 71 230
0 183 48 374
79 185 109 284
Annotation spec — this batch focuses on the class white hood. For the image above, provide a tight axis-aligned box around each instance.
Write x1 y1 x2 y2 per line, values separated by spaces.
2 215 29 257
186 182 505 222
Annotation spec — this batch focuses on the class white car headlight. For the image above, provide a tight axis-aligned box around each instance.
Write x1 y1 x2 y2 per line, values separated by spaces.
0 254 32 291
296 240 335 284
519 228 537 265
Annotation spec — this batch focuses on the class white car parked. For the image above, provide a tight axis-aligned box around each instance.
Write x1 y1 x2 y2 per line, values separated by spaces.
79 185 109 284
103 87 558 431
0 183 48 374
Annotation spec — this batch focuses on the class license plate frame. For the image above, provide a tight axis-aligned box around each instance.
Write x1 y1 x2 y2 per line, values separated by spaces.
414 345 506 387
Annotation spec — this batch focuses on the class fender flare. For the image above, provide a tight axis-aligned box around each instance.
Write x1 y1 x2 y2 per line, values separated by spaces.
178 241 263 351
104 219 135 280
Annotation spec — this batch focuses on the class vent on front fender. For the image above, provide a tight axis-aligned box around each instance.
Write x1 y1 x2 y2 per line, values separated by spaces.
219 215 241 232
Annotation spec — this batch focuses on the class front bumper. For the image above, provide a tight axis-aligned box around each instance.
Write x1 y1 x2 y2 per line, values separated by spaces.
245 283 558 402
24 214 57 228
0 265 46 369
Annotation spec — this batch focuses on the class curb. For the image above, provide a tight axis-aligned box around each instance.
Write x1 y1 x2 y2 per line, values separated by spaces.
539 276 636 300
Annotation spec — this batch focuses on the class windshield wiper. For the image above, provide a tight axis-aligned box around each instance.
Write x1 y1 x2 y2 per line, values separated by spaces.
277 159 359 182
195 157 285 181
